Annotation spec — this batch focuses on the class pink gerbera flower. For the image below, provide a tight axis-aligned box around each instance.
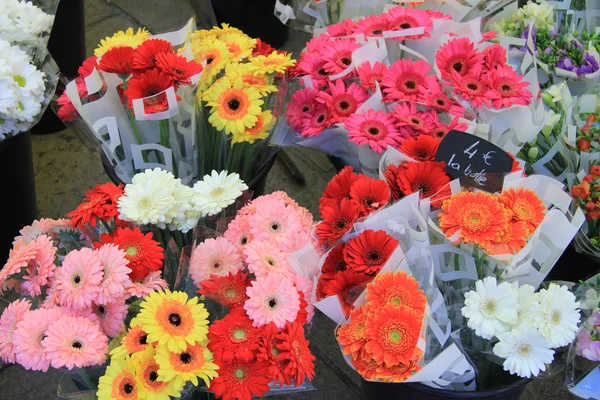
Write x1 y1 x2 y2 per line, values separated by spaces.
306 34 331 53
20 235 57 298
382 59 431 102
293 274 315 322
189 237 243 287
286 88 320 131
392 102 437 132
13 218 69 246
224 213 254 254
0 241 37 288
56 248 104 310
352 15 391 37
92 300 128 337
384 7 433 40
486 65 533 109
13 307 63 372
244 240 296 280
345 109 401 153
430 117 469 139
299 105 333 138
357 61 387 91
43 315 108 369
0 299 31 363
244 274 301 329
125 270 168 298
41 279 60 309
418 75 466 117
322 40 361 75
248 199 307 253
448 70 492 108
327 19 355 37
482 43 507 71
94 244 131 305
317 80 368 123
297 52 332 82
436 38 484 80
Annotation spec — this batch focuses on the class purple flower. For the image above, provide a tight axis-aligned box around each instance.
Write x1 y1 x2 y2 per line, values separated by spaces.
557 57 575 71
521 26 538 53
578 53 600 76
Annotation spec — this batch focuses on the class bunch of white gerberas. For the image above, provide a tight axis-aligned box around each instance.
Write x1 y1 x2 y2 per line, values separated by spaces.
0 39 46 139
117 168 248 233
461 277 581 378
0 0 54 49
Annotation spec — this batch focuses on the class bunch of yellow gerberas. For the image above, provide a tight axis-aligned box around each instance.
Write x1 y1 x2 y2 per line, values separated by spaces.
97 290 218 400
189 24 296 180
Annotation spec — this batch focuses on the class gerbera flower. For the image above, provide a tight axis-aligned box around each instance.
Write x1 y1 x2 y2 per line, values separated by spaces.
252 38 276 57
357 61 387 91
135 346 184 400
56 248 103 310
124 270 168 298
155 52 203 85
345 109 401 153
395 161 452 207
349 175 391 216
99 227 164 281
210 359 271 400
364 304 423 366
224 213 253 253
94 27 150 57
13 308 63 372
208 308 262 363
193 37 233 84
198 271 250 310
254 322 290 386
316 198 361 246
429 117 469 139
124 68 174 114
67 190 110 230
351 354 381 381
344 230 398 275
192 170 248 216
299 104 333 137
110 323 150 360
400 135 441 162
245 274 301 329
232 109 275 144
448 70 491 108
244 240 295 280
250 52 296 74
97 356 139 400
98 46 134 76
189 237 243 286
377 353 422 382
337 306 369 357
78 55 98 77
382 163 404 201
0 299 31 363
227 64 278 95
296 52 332 82
248 199 307 253
13 217 67 246
276 321 316 386
320 271 370 313
155 341 219 388
493 323 554 378
92 300 128 337
439 191 510 248
322 40 361 75
392 102 436 132
482 43 507 71
320 167 357 210
487 65 532 108
43 315 108 369
133 290 209 352
534 283 581 348
461 277 519 340
497 188 546 234
132 38 174 71
435 38 484 79
94 244 131 305
321 243 348 278
382 59 431 102
327 19 354 37
286 87 319 131
352 14 391 37
418 75 465 116
317 80 368 123
366 271 427 313
19 234 56 297
486 220 529 255
220 32 256 60
384 7 433 40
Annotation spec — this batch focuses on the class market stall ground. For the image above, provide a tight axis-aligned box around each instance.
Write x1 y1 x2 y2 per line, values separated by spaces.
0 0 578 399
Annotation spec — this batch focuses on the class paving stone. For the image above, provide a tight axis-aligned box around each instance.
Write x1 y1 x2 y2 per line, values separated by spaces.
85 14 141 56
85 0 120 26
109 0 196 33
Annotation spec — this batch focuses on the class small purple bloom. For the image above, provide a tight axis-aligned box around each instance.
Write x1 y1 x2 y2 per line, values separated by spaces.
557 57 575 71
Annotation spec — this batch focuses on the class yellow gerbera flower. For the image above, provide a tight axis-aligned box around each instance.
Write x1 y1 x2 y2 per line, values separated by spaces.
95 27 151 57
232 110 275 144
132 290 209 353
203 76 264 135
155 341 219 388
192 37 234 87
219 32 256 60
134 346 184 400
226 64 278 96
213 23 245 38
97 356 138 400
249 52 296 74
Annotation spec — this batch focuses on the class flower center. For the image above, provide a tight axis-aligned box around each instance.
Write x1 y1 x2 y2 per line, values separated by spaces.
436 99 445 106
97 305 105 315
389 330 403 343
212 261 221 270
241 236 248 245
366 249 383 264
302 105 310 112
452 62 463 73
481 298 498 317
334 218 348 231
206 57 214 65
149 371 158 381
268 297 278 308
400 23 412 29
404 80 416 90
266 257 276 267
126 246 138 256
180 352 192 363
368 127 380 136
233 328 246 340
316 114 326 123
124 383 134 394
72 274 81 285
467 83 478 91
235 368 245 379
228 98 241 111
225 289 237 298
516 343 533 357
339 101 350 110
169 313 182 326
139 334 148 345
341 57 352 66
72 340 83 349
210 187 225 198
372 29 383 35
14 75 26 87
550 309 562 324
501 84 512 92
270 222 281 232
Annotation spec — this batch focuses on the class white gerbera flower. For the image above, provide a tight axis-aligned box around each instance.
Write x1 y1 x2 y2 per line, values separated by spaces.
534 283 580 348
515 284 540 326
118 168 179 228
518 1 555 27
167 184 201 233
493 323 555 378
191 170 248 217
461 277 519 340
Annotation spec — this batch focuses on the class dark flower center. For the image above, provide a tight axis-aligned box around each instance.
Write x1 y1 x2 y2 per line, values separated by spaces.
139 334 148 345
367 127 380 136
415 181 432 195
124 383 134 394
453 62 463 73
172 67 185 76
339 101 350 110
317 114 326 123
268 298 277 308
335 218 348 231
336 261 346 272
213 262 221 270
341 57 352 66
366 250 382 264
501 84 511 92
271 222 280 231
241 236 248 245
318 68 328 76
180 352 192 364
467 83 478 91
372 29 383 35
363 196 375 207
73 275 81 284
97 305 105 314
400 23 412 29
72 341 82 349
404 80 416 90
436 99 445 106
149 371 158 382
302 105 310 112
206 57 214 65
416 150 429 159
411 118 420 125
169 313 182 326
228 98 241 111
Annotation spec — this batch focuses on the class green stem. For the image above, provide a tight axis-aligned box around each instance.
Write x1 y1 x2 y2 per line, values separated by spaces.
77 369 96 390
99 219 113 234
171 230 185 251
242 142 253 181
159 119 178 177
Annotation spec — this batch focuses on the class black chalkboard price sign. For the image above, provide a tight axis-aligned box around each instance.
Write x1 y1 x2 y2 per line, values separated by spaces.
434 130 514 192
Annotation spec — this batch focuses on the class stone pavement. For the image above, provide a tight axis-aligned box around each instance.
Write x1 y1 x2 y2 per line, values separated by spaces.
0 0 577 399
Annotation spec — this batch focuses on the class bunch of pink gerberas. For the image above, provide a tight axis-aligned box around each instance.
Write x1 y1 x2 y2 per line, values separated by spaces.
285 6 534 157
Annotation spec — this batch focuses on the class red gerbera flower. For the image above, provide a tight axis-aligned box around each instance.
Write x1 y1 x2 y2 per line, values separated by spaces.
395 161 452 207
321 243 347 276
253 322 291 386
97 227 164 280
316 198 361 246
208 308 262 363
198 270 250 309
252 38 276 57
98 46 134 76
383 164 405 201
78 55 98 77
124 68 175 113
295 290 310 325
320 271 370 313
132 39 174 71
67 192 108 230
276 321 316 387
319 166 358 214
155 52 203 85
344 230 398 275
211 359 271 400
400 135 441 162
349 175 391 216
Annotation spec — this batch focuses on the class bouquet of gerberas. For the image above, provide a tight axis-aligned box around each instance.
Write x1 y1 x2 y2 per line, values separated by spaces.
187 191 317 399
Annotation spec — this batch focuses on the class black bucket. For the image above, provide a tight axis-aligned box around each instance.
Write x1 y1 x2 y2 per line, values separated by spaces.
546 244 600 282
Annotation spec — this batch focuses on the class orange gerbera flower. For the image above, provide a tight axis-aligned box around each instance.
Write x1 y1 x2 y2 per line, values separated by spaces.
376 349 423 382
351 354 382 381
485 220 529 255
276 321 316 387
364 304 423 366
439 191 509 248
365 271 426 314
337 306 369 357
400 135 441 162
110 324 150 359
344 230 398 275
497 188 546 234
